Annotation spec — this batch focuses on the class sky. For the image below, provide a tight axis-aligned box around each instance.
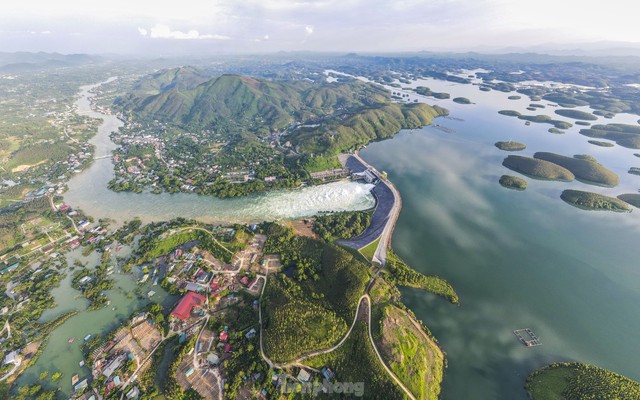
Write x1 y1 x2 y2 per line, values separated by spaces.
1 0 639 55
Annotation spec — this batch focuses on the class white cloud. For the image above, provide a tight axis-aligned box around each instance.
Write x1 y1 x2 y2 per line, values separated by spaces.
138 24 229 40
304 25 314 35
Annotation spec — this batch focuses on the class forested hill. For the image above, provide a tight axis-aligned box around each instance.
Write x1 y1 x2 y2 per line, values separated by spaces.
120 72 391 134
118 69 447 157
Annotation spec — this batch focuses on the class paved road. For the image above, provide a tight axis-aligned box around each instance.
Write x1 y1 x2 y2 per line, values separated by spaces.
338 153 402 266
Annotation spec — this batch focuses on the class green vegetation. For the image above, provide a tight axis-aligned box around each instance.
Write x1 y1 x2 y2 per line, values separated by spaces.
303 154 342 172
304 321 405 399
136 225 233 264
414 86 450 99
579 124 640 149
452 97 471 104
292 102 447 156
534 152 619 186
499 175 527 190
373 305 443 400
502 155 575 181
312 211 371 241
386 251 458 304
617 194 640 208
573 154 598 163
575 121 591 126
588 140 614 147
262 275 347 362
261 223 371 362
495 141 526 151
498 110 573 129
526 362 640 400
560 190 631 212
554 109 598 121
114 72 447 197
359 237 380 261
71 262 113 310
548 128 565 134
498 110 521 117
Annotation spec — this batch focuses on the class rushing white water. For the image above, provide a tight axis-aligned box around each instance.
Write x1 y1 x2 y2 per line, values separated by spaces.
63 81 375 224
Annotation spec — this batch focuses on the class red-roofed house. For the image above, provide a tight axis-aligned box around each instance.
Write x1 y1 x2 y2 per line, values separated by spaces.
219 331 229 342
170 292 206 321
224 343 232 353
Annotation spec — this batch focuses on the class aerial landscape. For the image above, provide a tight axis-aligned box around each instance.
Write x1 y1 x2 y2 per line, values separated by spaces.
1 1 640 399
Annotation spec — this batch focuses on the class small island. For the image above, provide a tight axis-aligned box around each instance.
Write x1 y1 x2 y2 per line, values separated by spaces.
548 128 565 134
534 152 619 187
508 95 521 100
526 362 640 399
579 123 640 149
588 140 614 147
629 167 640 176
554 109 598 121
414 86 450 99
495 141 526 151
617 193 640 208
499 175 527 190
453 97 471 104
635 153 640 158
502 155 575 181
498 110 573 129
498 109 521 117
575 121 591 126
560 189 631 212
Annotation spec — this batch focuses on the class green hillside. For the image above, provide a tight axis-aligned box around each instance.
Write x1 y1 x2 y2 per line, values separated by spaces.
123 73 390 135
527 362 640 400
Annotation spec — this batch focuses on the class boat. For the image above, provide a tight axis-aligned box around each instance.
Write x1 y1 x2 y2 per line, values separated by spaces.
68 337 75 343
84 334 92 342
71 374 79 386
79 360 85 367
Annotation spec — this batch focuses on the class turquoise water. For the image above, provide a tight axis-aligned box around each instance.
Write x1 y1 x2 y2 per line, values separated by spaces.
359 81 640 398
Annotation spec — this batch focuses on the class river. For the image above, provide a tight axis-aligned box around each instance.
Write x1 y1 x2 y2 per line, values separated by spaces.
358 74 640 399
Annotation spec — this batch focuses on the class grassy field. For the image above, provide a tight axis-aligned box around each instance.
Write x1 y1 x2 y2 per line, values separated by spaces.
303 155 343 172
359 237 380 261
376 305 444 400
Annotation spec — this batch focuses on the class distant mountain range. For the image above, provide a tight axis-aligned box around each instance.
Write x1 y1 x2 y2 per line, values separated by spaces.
0 52 103 73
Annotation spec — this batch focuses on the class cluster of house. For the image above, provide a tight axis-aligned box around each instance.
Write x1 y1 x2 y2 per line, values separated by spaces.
82 313 162 399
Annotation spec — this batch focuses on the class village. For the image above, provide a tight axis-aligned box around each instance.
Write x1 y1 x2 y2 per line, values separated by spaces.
52 223 341 400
